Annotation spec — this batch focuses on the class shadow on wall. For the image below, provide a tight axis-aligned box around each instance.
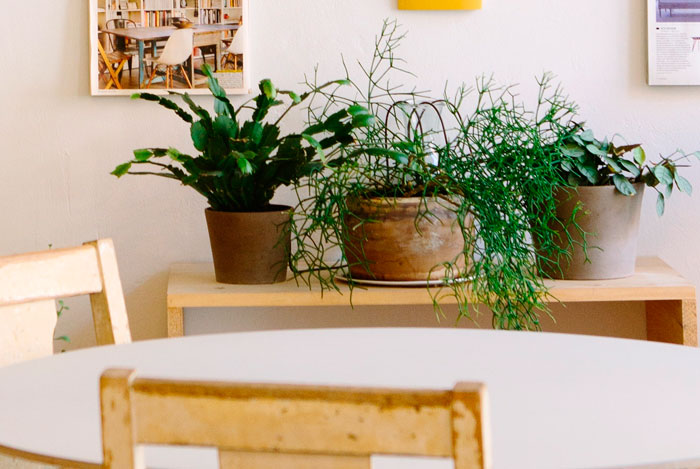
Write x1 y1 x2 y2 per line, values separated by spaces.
184 302 647 340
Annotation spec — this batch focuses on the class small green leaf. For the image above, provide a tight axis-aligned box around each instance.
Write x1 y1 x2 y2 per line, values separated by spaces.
656 193 666 216
613 175 637 196
348 104 371 117
54 336 70 343
586 144 608 157
333 79 351 86
601 155 622 173
632 147 646 165
236 157 254 174
575 160 600 184
190 121 209 151
579 129 596 142
653 165 674 186
619 159 641 177
260 79 277 99
130 93 141 99
560 144 585 158
352 113 375 128
133 149 152 161
112 162 132 177
676 174 693 195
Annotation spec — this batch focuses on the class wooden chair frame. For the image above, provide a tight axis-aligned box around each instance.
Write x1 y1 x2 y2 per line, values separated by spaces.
97 41 129 90
100 369 491 469
0 239 132 366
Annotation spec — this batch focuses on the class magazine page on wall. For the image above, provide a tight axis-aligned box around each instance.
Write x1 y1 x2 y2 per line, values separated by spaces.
649 0 700 85
90 0 249 96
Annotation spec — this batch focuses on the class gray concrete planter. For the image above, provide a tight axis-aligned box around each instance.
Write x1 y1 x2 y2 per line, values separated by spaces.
543 184 645 280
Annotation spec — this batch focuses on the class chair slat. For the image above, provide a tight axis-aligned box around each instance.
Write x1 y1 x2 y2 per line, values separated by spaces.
219 451 371 469
100 370 490 469
0 245 102 305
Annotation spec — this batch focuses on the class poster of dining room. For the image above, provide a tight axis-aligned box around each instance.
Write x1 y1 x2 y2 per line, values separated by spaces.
90 0 248 96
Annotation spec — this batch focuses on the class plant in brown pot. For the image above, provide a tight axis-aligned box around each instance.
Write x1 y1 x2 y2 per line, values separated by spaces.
113 65 372 284
290 21 581 330
532 128 697 280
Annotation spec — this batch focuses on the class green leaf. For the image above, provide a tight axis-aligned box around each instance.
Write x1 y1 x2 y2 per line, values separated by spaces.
190 121 209 151
676 173 693 195
601 155 622 173
586 144 608 157
560 144 585 158
662 183 672 198
579 129 595 142
111 162 132 177
260 79 277 99
237 157 254 174
613 175 637 196
279 90 301 104
574 160 600 184
352 113 375 128
348 104 371 117
333 79 351 86
632 147 646 166
653 165 674 186
213 115 238 139
619 159 641 177
54 336 71 343
656 193 666 216
133 149 152 162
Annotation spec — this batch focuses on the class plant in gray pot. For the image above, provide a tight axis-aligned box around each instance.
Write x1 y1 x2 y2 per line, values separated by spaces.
113 65 370 284
537 128 697 280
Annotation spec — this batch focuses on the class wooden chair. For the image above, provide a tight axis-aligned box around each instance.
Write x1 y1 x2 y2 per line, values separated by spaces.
0 239 132 367
105 19 138 77
221 23 246 71
97 41 131 90
100 369 491 469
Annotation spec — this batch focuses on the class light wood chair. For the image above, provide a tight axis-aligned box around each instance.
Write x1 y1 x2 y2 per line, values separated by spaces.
100 369 491 469
97 41 132 90
0 239 132 367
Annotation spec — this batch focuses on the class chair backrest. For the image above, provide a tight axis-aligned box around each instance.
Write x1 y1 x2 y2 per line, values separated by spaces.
105 19 136 50
227 23 246 55
159 28 194 66
0 239 132 367
100 369 491 469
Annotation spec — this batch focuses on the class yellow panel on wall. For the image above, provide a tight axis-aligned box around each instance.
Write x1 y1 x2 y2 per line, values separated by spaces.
398 0 481 10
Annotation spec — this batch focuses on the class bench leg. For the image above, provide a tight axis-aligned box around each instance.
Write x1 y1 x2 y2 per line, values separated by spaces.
646 299 698 346
167 307 184 338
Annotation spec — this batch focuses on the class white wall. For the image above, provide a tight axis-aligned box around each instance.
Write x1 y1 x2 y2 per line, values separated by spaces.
1 0 698 348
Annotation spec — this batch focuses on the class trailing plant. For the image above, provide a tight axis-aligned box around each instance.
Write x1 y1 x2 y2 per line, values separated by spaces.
558 128 698 215
112 64 372 212
290 20 581 330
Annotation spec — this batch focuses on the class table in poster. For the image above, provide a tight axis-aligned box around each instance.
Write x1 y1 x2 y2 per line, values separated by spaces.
2 329 700 468
102 24 239 88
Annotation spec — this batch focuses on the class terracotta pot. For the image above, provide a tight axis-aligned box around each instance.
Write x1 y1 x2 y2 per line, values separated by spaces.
205 206 291 284
343 197 471 281
541 184 645 280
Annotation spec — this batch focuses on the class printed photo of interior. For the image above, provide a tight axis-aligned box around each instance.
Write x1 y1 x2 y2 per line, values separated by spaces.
657 0 700 22
94 0 245 93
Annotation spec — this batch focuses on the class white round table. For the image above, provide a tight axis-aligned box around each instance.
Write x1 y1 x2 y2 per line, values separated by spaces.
1 329 700 469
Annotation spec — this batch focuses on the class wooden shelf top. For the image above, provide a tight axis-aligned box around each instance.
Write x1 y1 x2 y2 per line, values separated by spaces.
166 257 696 308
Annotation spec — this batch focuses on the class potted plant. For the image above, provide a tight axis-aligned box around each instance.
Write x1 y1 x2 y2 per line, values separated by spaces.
534 128 697 280
113 64 371 284
290 21 580 330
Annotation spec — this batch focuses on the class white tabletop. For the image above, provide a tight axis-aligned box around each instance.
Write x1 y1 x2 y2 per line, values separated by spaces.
1 329 700 469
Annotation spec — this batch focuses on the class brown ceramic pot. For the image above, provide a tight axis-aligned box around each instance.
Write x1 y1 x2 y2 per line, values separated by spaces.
343 197 471 281
205 206 291 284
542 184 645 280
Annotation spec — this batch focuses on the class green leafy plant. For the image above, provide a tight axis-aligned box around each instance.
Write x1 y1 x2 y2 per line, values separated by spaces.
290 20 581 330
112 64 372 212
558 128 698 215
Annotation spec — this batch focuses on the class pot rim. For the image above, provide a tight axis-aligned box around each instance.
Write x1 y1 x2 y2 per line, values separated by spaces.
346 195 459 207
558 182 645 193
206 205 292 215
